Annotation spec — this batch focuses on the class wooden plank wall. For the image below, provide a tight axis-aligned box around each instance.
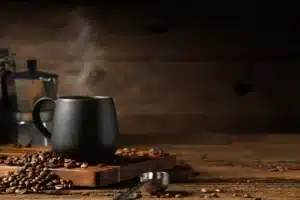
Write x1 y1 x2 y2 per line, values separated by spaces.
1 3 300 133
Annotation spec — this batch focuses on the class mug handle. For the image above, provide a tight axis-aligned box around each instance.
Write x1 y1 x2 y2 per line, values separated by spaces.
32 97 55 142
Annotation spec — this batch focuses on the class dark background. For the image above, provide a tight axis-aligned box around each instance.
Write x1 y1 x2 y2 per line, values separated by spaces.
1 2 300 135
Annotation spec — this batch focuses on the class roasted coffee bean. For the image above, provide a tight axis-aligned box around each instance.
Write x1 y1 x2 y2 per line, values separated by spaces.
80 162 88 168
43 167 49 171
24 180 30 186
175 194 183 198
31 187 38 193
14 188 21 193
18 188 28 194
54 184 64 190
36 164 43 170
52 179 59 184
5 188 13 193
10 186 17 191
115 149 122 155
64 162 75 169
46 163 55 168
46 181 53 187
7 176 14 182
162 193 173 198
39 171 47 177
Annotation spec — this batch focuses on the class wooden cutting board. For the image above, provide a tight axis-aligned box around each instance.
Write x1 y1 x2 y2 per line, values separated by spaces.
0 146 176 187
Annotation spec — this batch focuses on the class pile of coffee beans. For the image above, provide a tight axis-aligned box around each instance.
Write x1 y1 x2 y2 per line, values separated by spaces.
0 164 72 194
0 148 168 170
115 148 167 157
148 148 167 157
0 152 80 194
0 151 89 169
115 148 139 156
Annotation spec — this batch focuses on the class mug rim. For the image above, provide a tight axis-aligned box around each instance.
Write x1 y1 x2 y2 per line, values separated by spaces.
58 96 112 101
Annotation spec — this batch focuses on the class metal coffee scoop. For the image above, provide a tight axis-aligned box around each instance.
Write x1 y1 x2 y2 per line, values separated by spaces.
113 171 170 200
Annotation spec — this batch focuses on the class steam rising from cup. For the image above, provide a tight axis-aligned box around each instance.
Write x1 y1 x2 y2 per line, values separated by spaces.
66 10 106 95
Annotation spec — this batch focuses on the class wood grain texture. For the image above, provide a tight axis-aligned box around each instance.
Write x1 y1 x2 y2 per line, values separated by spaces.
2 135 300 199
0 146 176 187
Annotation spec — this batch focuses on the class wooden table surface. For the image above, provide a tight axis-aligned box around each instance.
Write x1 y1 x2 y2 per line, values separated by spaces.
2 133 300 199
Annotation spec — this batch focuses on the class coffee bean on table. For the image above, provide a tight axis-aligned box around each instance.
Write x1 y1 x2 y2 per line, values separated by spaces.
64 162 74 169
80 162 88 168
115 149 122 155
97 163 106 168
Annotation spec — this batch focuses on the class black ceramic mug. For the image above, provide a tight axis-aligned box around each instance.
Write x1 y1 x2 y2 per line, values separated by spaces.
32 96 119 163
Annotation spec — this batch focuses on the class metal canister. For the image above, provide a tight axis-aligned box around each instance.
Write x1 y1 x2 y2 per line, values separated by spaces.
12 60 59 122
12 59 59 146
